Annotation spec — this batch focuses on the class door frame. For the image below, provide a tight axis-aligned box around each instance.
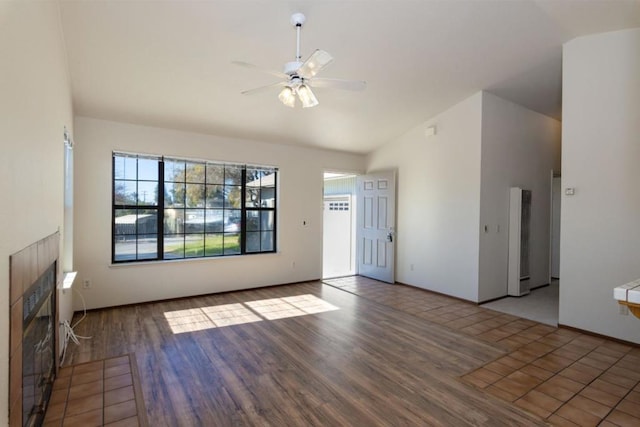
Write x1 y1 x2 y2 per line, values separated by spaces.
322 194 356 278
549 170 561 282
355 170 397 283
321 171 359 278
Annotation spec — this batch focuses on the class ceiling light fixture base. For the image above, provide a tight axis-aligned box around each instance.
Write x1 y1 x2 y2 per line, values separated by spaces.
290 13 306 27
283 61 303 75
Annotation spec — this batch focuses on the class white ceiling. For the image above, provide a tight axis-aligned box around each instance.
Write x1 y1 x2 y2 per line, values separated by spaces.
59 0 640 154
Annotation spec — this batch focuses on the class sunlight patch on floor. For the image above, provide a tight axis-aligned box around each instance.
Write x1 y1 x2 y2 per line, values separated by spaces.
164 294 339 334
246 294 339 320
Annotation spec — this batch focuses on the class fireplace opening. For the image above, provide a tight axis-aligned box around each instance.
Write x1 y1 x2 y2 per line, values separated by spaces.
21 262 56 426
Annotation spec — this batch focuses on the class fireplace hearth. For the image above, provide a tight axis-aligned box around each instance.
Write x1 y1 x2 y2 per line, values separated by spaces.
9 232 60 427
22 263 56 425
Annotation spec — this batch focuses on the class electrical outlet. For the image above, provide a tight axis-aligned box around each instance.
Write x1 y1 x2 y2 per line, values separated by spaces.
410 264 414 271
83 279 91 289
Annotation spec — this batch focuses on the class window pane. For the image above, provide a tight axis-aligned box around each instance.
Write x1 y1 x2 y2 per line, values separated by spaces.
137 210 157 234
164 235 184 259
224 210 241 233
114 156 137 180
245 168 262 204
137 234 158 259
205 234 223 256
224 166 242 185
114 180 137 205
164 182 185 207
113 156 124 179
246 169 276 207
205 209 223 233
223 233 240 255
246 187 260 208
246 232 260 253
261 211 274 231
224 186 242 208
261 190 276 208
246 211 259 231
115 209 137 235
184 209 205 233
165 160 185 182
185 184 205 208
261 231 274 252
184 234 205 258
114 239 137 261
164 209 184 234
138 158 158 181
205 185 224 208
246 168 262 182
185 162 205 183
137 181 158 206
206 164 224 184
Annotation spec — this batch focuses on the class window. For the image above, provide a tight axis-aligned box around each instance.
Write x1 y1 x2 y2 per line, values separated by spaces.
112 152 277 263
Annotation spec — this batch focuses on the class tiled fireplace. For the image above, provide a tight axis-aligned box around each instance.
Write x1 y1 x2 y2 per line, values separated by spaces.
9 232 60 427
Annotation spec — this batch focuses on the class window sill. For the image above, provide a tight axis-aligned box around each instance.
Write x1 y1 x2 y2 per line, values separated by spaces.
109 252 280 268
59 271 77 293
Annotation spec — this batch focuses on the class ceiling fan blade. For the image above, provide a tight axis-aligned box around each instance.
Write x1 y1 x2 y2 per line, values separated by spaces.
311 78 367 91
232 61 288 79
297 49 334 79
241 81 287 95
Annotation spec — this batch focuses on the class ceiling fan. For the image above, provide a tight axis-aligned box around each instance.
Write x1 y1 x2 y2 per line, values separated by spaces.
233 13 366 108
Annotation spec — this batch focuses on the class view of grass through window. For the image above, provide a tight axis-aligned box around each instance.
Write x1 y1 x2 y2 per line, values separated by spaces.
112 152 276 262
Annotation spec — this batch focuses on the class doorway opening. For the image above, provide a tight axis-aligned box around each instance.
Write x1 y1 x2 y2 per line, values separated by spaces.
322 172 357 279
481 171 561 326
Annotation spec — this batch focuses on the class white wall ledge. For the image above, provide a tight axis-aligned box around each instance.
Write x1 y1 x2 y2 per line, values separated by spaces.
60 271 77 292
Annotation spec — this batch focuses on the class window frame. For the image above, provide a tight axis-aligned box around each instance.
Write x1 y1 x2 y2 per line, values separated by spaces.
112 152 277 264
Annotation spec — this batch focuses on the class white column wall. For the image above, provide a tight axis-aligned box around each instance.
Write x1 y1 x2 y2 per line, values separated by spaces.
560 28 640 343
0 1 74 423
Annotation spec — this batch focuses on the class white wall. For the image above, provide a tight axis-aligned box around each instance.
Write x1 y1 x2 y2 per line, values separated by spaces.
367 93 483 301
560 28 640 343
0 1 74 424
73 117 365 310
478 92 561 302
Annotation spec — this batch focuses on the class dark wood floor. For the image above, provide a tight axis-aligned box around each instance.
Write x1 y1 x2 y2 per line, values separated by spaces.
325 277 640 426
64 280 549 426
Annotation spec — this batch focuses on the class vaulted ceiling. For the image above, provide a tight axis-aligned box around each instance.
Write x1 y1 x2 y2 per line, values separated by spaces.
59 0 640 153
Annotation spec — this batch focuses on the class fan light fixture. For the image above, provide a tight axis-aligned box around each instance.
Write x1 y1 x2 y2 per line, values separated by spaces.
278 83 319 108
297 84 318 108
278 86 296 108
234 12 366 108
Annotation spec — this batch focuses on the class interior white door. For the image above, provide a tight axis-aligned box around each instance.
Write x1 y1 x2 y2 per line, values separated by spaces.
356 171 396 283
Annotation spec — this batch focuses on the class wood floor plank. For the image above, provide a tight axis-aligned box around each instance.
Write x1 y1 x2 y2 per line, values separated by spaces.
66 281 546 426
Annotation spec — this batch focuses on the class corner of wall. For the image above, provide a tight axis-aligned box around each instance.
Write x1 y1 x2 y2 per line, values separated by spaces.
367 92 483 302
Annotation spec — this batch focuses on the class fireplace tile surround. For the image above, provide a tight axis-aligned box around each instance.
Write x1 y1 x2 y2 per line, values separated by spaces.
9 232 60 427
